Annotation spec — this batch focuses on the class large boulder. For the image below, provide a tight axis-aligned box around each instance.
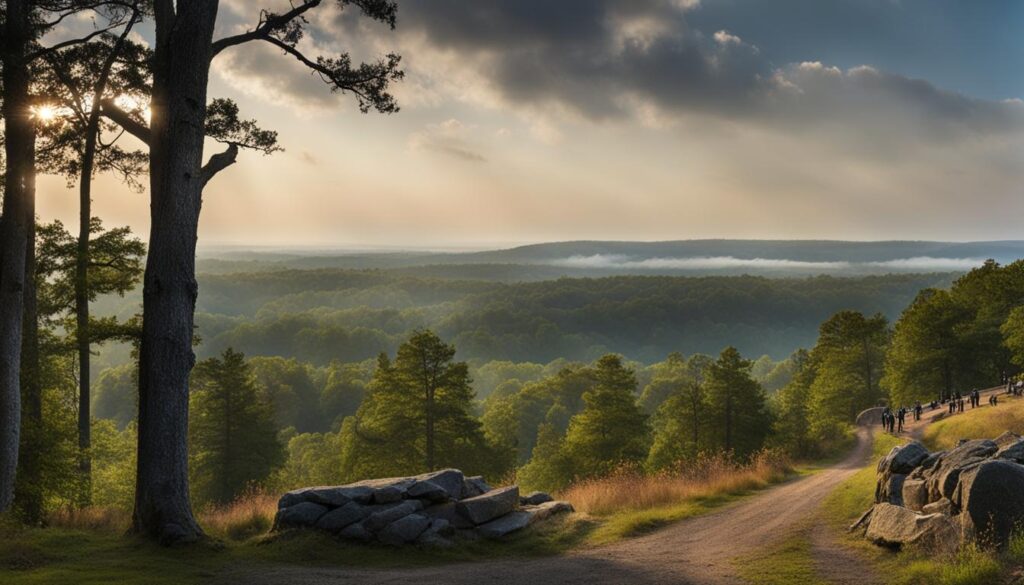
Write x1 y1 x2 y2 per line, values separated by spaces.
521 491 554 506
924 440 998 502
461 476 493 499
315 502 369 533
901 478 929 512
279 485 374 509
955 460 1024 547
457 486 520 525
881 442 930 474
378 514 431 546
865 503 958 553
477 511 533 539
422 501 476 529
274 502 329 530
997 440 1024 463
364 500 424 532
876 473 906 506
411 469 465 501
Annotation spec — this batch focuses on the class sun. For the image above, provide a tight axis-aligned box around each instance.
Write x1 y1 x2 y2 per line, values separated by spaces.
31 104 59 124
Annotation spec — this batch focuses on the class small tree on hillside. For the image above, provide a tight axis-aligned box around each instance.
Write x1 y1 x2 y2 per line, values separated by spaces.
189 348 284 506
561 354 650 480
704 347 771 457
341 330 511 480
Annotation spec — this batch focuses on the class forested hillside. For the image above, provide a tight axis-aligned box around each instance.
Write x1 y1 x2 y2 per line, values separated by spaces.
128 271 958 366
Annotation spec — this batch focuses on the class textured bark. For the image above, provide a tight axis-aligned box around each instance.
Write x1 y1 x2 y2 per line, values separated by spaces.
131 0 219 543
0 0 33 514
76 11 138 507
16 136 42 522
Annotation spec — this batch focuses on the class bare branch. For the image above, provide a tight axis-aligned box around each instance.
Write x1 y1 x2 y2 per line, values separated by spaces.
99 99 151 145
28 22 126 62
200 143 239 186
210 1 323 58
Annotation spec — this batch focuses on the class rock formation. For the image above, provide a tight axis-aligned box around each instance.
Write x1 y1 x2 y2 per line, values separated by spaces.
273 469 574 547
857 432 1024 550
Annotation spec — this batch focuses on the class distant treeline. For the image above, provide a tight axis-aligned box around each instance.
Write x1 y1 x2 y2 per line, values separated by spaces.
139 271 960 365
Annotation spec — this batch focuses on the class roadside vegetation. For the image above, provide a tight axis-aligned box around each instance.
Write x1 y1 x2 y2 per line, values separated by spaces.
818 400 1024 585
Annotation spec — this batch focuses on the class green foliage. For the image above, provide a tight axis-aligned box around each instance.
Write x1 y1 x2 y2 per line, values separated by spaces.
807 311 888 442
340 330 512 481
560 355 650 480
704 347 772 457
90 420 136 510
645 353 713 470
516 423 574 492
189 349 285 506
1002 306 1024 369
92 363 136 429
249 357 325 433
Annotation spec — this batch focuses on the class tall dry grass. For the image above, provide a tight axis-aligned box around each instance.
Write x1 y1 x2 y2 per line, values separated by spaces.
47 506 131 532
563 449 793 516
199 491 278 541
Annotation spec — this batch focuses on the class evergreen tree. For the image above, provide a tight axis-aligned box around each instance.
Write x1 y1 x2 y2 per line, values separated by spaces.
340 330 511 481
189 348 284 506
770 349 817 456
807 311 889 442
517 423 574 492
646 353 712 470
561 355 650 479
883 289 974 404
1003 306 1024 370
704 347 771 457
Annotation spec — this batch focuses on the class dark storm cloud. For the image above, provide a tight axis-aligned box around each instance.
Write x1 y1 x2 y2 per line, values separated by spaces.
219 0 1024 143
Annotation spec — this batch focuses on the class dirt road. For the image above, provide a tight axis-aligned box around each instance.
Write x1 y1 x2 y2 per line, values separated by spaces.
226 391 1002 585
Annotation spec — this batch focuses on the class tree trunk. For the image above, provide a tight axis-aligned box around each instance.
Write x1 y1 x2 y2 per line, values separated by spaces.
425 386 435 471
76 114 97 508
16 146 42 522
132 0 218 543
0 0 34 513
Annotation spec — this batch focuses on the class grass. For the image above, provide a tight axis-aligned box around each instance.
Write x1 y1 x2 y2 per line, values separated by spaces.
818 419 1024 585
736 531 826 585
923 394 1024 450
563 449 797 543
0 450 807 584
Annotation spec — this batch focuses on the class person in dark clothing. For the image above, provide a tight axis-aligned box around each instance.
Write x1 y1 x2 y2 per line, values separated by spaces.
897 408 906 433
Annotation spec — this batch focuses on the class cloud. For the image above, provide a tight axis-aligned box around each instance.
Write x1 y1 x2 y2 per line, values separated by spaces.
407 119 488 163
547 255 989 272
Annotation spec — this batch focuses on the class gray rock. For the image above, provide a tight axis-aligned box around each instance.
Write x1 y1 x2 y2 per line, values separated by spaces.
901 478 929 512
457 486 520 525
994 431 1021 449
865 503 958 553
338 521 374 543
412 469 465 501
884 442 930 474
279 485 374 509
922 498 954 516
924 439 998 501
955 460 1024 547
274 502 329 530
997 440 1024 463
461 476 493 499
416 519 455 548
373 486 405 504
422 501 476 529
523 500 574 522
315 502 368 533
477 511 532 539
407 480 448 502
875 473 906 506
378 514 431 546
364 500 423 533
521 491 554 506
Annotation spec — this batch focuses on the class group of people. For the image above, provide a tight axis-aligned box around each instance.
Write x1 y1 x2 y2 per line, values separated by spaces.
1007 379 1024 397
880 403 922 434
880 387 1004 434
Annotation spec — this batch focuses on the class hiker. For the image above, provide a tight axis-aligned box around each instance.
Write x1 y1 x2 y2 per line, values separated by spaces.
915 402 923 421
959 397 965 413
897 408 906 433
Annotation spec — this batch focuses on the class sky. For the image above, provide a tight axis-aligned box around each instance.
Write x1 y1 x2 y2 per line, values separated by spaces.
36 0 1024 249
